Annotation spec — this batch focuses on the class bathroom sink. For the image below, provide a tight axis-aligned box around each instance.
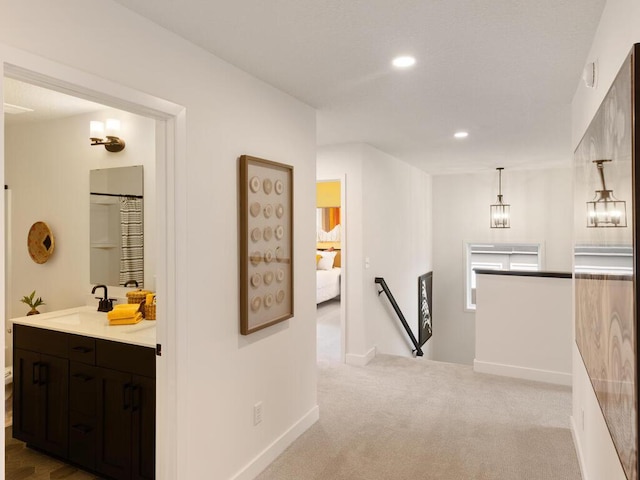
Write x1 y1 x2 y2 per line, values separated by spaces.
12 306 156 348
47 314 83 325
47 310 107 326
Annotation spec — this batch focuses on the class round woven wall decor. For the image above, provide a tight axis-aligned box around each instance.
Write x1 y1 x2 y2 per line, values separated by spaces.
27 221 55 264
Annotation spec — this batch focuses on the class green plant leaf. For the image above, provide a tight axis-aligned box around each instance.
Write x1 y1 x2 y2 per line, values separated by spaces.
20 290 44 308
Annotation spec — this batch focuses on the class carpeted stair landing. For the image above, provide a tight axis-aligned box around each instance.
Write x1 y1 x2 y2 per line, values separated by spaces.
257 354 580 480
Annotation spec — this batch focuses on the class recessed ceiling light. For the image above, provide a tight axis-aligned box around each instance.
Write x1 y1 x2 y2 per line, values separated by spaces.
454 131 469 139
392 56 416 68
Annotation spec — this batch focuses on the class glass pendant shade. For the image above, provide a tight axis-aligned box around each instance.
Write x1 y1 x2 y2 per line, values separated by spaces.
587 192 627 227
491 197 511 228
490 168 510 229
586 160 627 228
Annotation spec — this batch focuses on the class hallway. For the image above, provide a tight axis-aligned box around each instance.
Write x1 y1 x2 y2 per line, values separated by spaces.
258 352 579 479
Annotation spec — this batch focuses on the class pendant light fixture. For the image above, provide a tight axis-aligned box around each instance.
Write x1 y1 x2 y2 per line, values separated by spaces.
586 159 627 227
490 167 510 228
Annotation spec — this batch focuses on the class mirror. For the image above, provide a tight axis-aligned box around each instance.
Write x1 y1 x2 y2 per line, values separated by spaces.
90 166 144 287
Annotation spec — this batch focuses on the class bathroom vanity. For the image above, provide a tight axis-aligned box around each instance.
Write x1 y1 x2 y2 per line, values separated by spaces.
11 306 156 480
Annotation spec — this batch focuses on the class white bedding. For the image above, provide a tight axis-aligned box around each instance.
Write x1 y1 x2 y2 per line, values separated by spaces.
317 267 341 304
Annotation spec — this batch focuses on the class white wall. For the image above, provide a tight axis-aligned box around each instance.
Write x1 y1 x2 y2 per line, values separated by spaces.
570 0 640 478
317 143 433 361
0 2 318 479
475 274 572 385
431 168 573 365
5 108 155 318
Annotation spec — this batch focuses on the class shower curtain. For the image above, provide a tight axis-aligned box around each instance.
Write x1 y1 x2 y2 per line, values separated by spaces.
119 197 144 287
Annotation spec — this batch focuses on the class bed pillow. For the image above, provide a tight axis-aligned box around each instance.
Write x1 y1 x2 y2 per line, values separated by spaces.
317 250 337 270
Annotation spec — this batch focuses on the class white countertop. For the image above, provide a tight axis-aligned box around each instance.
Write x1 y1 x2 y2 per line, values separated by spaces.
11 305 156 349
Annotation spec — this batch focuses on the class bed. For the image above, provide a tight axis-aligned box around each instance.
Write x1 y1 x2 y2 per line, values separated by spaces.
316 249 341 304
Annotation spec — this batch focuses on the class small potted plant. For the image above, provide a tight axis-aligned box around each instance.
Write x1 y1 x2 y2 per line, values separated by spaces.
21 290 45 316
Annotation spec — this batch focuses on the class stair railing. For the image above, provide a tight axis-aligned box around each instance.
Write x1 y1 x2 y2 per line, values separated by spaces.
374 277 423 357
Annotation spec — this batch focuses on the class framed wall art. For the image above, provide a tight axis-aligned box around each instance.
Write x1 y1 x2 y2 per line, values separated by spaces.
574 44 639 480
418 272 433 346
239 155 294 335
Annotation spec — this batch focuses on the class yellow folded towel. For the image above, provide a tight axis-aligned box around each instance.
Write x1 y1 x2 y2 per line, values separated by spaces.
107 304 140 321
109 312 143 326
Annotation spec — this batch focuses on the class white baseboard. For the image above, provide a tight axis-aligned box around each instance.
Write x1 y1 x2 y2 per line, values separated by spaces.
346 346 376 366
230 404 320 480
570 415 589 480
473 359 571 386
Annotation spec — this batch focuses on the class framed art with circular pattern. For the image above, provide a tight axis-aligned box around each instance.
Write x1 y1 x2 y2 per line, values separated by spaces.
239 155 294 335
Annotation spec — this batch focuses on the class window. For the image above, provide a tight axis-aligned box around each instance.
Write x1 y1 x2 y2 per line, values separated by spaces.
574 245 632 275
465 243 541 311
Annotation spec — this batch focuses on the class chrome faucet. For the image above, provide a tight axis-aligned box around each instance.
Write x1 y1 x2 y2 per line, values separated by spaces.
91 284 116 312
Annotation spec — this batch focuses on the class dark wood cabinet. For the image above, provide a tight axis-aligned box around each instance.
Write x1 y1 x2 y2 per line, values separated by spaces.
13 328 69 458
97 368 135 478
13 324 155 480
131 375 156 480
95 338 156 480
95 370 156 480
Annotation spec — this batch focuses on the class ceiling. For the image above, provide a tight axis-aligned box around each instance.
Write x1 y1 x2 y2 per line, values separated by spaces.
5 1 607 174
3 78 107 125
112 0 605 174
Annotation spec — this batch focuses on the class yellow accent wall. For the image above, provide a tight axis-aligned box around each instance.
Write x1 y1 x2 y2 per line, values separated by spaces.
316 181 341 207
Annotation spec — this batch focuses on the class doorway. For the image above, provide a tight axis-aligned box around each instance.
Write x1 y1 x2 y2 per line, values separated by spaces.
1 56 183 479
316 177 346 363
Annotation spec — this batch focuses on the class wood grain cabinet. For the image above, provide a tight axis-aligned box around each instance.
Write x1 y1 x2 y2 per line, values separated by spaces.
13 326 69 458
13 324 156 480
96 339 156 480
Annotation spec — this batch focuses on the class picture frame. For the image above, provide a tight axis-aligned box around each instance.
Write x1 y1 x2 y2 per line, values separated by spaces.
239 155 294 335
418 272 433 346
574 44 639 480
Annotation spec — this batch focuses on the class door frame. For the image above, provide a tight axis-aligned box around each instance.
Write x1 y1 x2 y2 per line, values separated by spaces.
0 44 186 479
316 174 347 363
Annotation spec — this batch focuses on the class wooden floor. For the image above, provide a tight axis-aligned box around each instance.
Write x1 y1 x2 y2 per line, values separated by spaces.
5 427 103 480
5 383 101 480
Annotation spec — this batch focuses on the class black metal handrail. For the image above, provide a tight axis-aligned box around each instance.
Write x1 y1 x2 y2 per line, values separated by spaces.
374 277 423 357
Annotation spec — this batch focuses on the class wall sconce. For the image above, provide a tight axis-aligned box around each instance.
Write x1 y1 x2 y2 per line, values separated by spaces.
490 167 510 228
587 159 627 227
90 119 126 152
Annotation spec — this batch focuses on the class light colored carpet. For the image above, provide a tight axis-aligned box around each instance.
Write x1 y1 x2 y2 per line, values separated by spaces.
258 352 580 479
316 299 341 363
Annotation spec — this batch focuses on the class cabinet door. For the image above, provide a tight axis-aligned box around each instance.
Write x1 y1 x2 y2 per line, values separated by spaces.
39 353 69 457
131 376 156 480
13 348 41 445
13 350 68 457
97 368 133 480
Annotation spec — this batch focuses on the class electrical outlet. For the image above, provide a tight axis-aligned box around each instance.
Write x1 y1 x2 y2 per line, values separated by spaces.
254 402 263 426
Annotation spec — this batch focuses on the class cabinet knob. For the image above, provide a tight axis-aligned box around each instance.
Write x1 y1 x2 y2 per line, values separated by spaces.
72 373 93 383
123 383 132 410
71 346 93 354
32 362 40 385
131 384 140 412
71 423 92 435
